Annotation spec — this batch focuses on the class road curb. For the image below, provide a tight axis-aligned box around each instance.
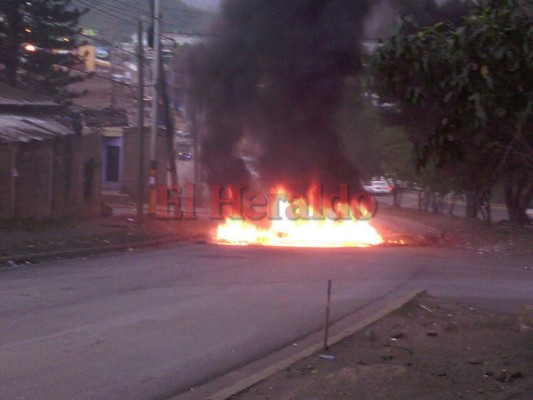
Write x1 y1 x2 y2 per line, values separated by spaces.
204 289 425 400
0 234 204 267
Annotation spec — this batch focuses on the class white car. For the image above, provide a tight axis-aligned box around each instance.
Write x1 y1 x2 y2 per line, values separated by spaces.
363 180 392 195
112 73 126 83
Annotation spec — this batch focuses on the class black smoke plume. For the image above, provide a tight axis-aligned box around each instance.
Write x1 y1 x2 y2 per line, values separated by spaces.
190 0 370 190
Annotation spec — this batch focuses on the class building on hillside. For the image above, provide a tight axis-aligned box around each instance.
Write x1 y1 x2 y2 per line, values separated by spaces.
161 33 203 47
79 105 169 203
0 83 102 219
99 125 169 202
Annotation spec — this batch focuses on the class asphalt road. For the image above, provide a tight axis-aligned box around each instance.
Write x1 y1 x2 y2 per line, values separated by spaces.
1 244 532 400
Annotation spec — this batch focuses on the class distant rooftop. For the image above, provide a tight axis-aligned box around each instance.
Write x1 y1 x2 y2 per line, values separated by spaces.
161 32 204 46
0 83 57 107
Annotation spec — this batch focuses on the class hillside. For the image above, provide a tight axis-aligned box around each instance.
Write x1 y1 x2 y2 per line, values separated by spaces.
182 0 221 11
73 0 214 41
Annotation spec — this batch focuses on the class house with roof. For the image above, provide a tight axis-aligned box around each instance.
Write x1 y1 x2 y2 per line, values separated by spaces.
0 83 102 219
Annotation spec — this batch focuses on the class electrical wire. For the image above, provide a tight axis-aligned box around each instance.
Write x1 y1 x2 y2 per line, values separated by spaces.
101 0 216 38
75 0 137 26
88 0 150 18
1 1 202 103
74 0 216 39
78 32 137 56
74 67 132 87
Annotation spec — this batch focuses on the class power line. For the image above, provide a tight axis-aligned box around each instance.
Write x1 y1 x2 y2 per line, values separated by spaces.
80 28 136 45
74 68 132 87
104 0 216 38
21 0 215 41
96 0 150 16
85 0 149 23
75 0 136 26
1 1 212 100
76 0 216 39
78 32 136 56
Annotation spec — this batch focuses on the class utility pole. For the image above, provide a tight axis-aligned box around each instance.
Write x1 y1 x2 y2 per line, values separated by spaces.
136 19 145 226
191 100 199 190
187 53 200 202
158 50 179 189
149 0 160 216
110 49 116 110
110 25 117 110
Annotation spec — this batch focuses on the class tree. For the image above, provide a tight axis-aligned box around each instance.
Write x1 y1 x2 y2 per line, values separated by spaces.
367 0 471 39
336 85 384 180
0 0 86 102
391 0 471 29
0 1 23 86
377 125 416 207
371 0 533 225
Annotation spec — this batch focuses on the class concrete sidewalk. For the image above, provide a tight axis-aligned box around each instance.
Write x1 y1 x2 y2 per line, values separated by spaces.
0 211 214 266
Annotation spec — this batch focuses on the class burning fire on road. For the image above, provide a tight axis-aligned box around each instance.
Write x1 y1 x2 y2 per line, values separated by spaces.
215 216 383 248
212 185 385 248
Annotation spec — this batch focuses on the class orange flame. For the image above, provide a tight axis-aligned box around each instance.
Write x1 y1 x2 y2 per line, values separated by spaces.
214 186 383 248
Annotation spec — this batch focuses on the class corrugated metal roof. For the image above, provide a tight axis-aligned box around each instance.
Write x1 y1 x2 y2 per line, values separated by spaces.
0 115 74 144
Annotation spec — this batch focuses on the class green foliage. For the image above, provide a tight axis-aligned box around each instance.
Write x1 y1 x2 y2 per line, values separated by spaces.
391 0 471 29
377 125 416 180
336 84 417 183
367 0 471 41
373 0 533 165
337 86 383 177
371 0 533 224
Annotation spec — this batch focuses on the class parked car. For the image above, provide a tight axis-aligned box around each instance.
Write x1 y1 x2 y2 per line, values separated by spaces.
111 73 126 83
177 151 192 161
362 180 393 195
95 46 109 60
527 201 533 223
176 130 191 138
